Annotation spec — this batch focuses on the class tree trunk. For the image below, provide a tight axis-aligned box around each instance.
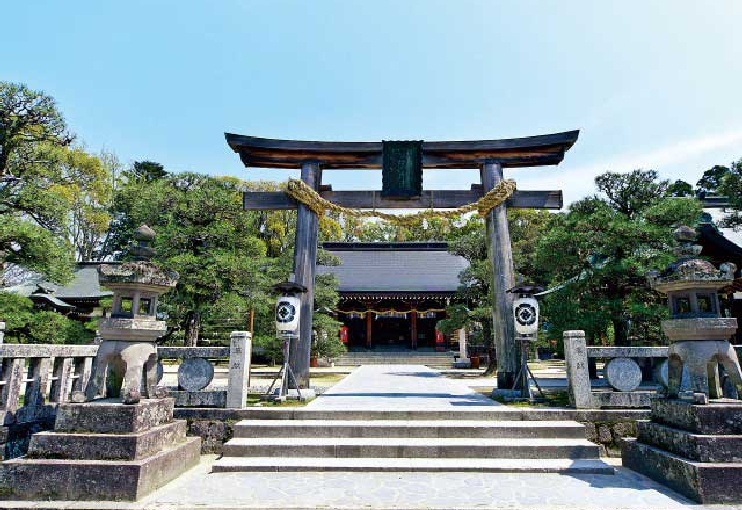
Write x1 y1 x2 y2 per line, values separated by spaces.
613 318 630 347
185 311 201 348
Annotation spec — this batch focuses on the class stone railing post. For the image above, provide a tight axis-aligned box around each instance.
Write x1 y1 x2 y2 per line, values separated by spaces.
226 331 252 408
1 358 25 414
563 330 593 409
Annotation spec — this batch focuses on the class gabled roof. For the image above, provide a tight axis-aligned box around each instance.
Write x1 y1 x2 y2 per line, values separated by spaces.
317 242 468 294
5 263 113 301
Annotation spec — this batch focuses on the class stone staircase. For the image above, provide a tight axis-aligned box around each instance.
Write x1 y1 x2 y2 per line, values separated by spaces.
213 410 613 474
336 350 455 368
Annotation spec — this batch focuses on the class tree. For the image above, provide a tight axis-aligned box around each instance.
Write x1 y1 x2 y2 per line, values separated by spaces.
535 169 702 349
666 179 694 198
102 171 342 349
0 291 92 344
0 82 72 178
440 210 555 374
0 83 79 284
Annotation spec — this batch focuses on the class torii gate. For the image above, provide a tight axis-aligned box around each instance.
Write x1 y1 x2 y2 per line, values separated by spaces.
226 131 579 389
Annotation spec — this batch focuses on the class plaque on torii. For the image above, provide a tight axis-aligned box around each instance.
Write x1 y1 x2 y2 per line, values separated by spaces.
226 130 579 389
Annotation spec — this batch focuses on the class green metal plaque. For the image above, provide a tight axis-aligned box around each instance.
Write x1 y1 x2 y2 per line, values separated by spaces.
382 140 423 198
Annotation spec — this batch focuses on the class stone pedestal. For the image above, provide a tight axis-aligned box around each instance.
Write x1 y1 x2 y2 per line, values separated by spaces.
0 398 200 501
623 399 742 503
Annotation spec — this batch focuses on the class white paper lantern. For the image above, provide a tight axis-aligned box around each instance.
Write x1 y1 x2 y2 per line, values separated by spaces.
275 296 301 332
513 296 539 336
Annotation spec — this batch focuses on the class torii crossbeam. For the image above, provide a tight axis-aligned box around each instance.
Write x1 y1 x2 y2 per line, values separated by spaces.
227 130 579 389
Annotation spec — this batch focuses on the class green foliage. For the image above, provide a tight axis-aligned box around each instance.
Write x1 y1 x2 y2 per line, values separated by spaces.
0 291 93 343
535 169 702 347
0 82 112 278
666 179 694 198
0 216 72 283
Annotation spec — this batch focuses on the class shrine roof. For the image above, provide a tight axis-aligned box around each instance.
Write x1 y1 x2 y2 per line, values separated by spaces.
317 242 468 294
226 130 579 169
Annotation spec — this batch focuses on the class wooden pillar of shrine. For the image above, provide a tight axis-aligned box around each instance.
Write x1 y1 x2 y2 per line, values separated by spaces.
481 161 517 389
366 309 373 349
290 162 320 388
410 307 418 350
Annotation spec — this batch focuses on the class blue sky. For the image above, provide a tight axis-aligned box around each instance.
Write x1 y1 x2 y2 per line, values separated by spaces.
4 1 742 211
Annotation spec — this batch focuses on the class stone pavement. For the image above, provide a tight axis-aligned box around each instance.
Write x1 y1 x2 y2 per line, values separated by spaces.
308 364 500 409
2 455 735 509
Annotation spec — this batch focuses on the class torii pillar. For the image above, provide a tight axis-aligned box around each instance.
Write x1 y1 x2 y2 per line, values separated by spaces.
291 162 320 387
483 161 517 388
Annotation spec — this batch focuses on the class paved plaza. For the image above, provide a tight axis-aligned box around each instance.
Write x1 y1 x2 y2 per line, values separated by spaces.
2 365 739 509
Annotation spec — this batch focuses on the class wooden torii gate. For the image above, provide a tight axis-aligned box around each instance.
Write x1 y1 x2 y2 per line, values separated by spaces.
226 130 579 389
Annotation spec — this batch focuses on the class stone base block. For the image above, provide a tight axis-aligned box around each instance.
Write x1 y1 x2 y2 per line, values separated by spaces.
637 420 742 462
651 399 742 435
168 389 226 408
591 391 655 408
0 436 200 501
55 398 174 434
623 438 742 503
28 420 187 461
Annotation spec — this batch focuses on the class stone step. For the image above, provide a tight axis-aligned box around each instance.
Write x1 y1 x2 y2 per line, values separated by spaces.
232 419 586 439
623 437 742 504
27 420 187 461
637 420 742 463
212 456 615 474
0 436 201 501
221 437 601 459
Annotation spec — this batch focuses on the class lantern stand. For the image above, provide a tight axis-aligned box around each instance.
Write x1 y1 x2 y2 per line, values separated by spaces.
508 284 545 401
264 278 307 402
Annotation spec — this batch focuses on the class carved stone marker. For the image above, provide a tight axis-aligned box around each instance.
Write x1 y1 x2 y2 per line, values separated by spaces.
226 331 251 408
178 357 214 391
563 330 592 409
605 357 642 392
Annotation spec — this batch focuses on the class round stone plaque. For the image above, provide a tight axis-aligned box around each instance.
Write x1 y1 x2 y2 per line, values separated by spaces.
605 357 642 392
177 357 214 391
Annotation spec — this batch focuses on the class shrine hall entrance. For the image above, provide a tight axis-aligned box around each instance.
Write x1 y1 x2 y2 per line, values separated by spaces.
317 242 463 352
340 305 444 351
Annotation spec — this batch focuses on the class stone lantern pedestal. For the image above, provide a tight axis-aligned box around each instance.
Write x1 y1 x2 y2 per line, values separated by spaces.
623 225 742 503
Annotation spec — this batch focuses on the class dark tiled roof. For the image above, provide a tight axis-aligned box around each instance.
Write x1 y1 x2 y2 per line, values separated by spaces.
317 242 468 294
6 263 113 300
51 264 113 299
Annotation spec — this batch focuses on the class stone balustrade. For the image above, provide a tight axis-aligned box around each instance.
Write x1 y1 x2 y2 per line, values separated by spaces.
0 326 251 459
563 330 741 409
0 344 98 425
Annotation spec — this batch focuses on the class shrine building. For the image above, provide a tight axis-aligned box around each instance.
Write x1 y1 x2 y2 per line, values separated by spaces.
317 241 468 351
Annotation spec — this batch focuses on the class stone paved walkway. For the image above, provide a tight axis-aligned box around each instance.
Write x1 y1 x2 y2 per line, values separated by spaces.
308 364 501 409
3 455 734 510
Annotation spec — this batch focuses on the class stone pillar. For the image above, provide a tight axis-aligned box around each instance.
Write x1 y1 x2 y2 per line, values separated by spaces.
0 321 4 345
226 330 252 408
291 162 320 388
481 161 517 388
563 330 593 409
458 328 468 360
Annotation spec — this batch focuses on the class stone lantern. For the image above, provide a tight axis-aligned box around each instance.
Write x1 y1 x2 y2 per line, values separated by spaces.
623 225 742 503
85 225 178 403
646 225 742 402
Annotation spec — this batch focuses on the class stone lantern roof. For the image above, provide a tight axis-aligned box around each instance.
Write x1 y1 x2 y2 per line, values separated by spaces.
98 224 178 291
648 226 733 294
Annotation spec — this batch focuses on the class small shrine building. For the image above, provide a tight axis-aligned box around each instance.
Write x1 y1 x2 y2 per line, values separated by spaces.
317 241 468 350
